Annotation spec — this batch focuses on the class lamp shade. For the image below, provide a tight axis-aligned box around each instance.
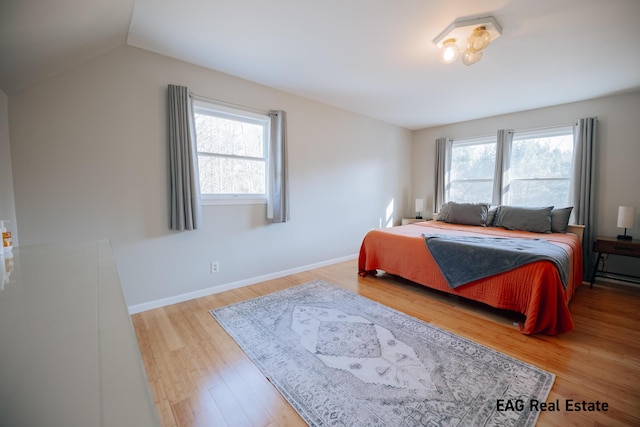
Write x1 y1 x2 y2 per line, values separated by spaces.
415 199 424 212
617 206 636 228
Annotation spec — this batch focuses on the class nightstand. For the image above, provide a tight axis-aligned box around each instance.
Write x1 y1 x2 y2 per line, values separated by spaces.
401 218 427 225
590 236 640 287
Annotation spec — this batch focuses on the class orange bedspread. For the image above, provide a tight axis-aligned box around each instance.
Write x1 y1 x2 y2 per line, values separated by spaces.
358 221 583 335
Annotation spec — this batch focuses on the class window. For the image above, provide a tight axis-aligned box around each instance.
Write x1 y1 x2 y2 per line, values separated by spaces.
444 126 574 208
193 99 270 204
506 127 574 207
447 136 496 204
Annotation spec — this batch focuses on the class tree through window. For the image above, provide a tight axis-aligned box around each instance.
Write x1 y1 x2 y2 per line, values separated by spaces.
193 100 270 203
506 127 574 207
448 137 496 204
446 126 574 207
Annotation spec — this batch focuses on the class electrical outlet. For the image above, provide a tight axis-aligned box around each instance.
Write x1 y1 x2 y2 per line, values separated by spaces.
210 261 220 273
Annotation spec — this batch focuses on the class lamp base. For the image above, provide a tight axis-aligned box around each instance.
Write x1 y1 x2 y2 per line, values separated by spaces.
617 234 633 241
415 216 423 220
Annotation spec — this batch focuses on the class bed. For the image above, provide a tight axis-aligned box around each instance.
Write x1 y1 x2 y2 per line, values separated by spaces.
358 204 584 335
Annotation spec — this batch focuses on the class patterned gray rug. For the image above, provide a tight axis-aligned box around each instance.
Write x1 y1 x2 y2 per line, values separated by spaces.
210 279 554 426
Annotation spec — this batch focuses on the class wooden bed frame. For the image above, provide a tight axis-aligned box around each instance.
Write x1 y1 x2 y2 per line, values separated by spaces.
566 223 585 243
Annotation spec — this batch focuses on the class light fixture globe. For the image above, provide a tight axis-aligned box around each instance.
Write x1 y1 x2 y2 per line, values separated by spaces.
467 26 491 52
432 16 502 66
439 38 459 64
462 49 483 66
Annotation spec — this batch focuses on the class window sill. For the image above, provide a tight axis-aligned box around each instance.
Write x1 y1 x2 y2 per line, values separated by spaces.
201 197 267 206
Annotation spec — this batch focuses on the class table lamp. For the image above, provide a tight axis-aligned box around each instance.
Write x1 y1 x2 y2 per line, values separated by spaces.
616 206 636 240
415 199 424 219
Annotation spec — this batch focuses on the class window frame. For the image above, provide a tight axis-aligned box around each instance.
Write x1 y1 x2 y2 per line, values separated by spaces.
446 135 497 204
444 125 575 208
192 99 271 206
504 126 574 207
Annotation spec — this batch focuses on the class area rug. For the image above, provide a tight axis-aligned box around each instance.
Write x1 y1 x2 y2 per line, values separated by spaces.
210 279 554 426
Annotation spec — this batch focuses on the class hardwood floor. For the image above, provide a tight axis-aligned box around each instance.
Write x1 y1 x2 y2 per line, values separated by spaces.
132 259 640 426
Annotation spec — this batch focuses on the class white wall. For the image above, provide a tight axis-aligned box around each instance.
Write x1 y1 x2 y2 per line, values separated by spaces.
9 46 412 307
0 90 18 247
412 90 640 278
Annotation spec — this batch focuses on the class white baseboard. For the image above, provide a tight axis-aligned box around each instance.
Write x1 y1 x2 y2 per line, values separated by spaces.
127 253 358 314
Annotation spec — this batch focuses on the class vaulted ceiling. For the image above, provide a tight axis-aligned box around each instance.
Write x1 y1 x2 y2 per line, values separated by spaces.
2 0 639 129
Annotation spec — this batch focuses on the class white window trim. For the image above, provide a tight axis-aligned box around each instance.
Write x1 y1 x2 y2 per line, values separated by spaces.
512 125 573 140
445 125 574 206
447 135 497 203
192 99 271 204
201 195 267 206
506 125 574 206
451 135 496 147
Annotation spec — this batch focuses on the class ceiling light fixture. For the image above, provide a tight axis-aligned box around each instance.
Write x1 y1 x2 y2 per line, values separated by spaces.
432 16 502 66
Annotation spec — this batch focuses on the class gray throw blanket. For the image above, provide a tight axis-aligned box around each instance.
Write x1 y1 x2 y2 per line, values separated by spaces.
423 234 570 289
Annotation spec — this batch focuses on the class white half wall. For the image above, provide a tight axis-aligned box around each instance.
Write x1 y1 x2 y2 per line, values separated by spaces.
412 90 640 279
9 46 412 306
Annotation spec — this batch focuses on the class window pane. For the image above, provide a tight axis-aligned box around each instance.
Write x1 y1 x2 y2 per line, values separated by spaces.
448 141 495 203
451 143 496 180
449 181 494 204
508 133 573 206
511 135 573 179
198 156 266 194
195 113 264 157
508 179 571 206
192 101 270 199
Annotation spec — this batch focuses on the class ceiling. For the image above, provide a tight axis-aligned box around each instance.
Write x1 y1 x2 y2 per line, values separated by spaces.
1 0 639 130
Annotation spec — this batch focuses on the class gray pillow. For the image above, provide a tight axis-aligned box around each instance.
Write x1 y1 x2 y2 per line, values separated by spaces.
445 202 489 226
551 207 573 233
487 206 498 227
436 202 452 222
494 206 554 233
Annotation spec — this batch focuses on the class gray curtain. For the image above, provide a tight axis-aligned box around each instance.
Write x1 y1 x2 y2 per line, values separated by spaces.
168 84 202 230
572 117 597 277
493 129 513 206
433 137 452 213
267 110 290 223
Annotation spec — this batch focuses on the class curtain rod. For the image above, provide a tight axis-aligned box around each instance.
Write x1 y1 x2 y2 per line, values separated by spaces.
189 92 271 115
